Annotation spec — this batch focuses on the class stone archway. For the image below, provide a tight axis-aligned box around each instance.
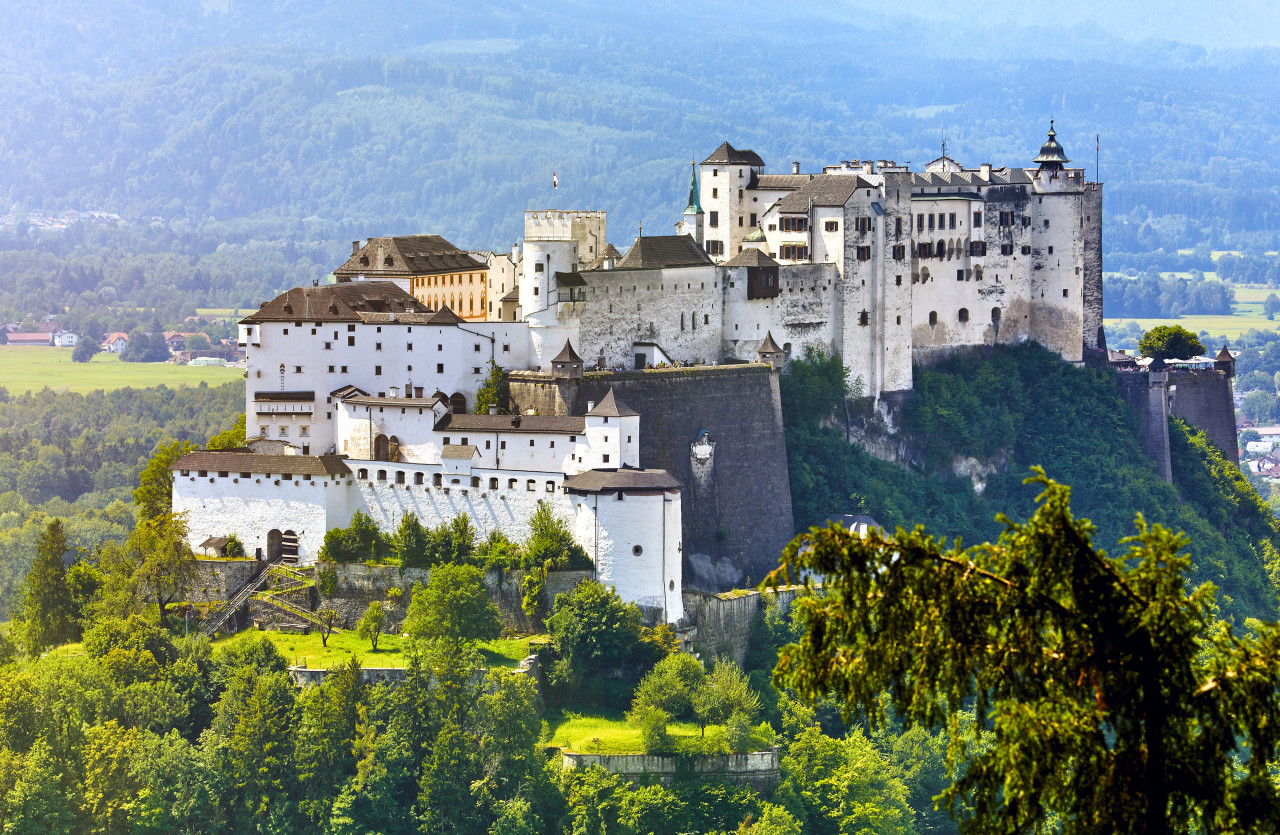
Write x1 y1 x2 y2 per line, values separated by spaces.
450 392 467 414
267 529 283 561
373 434 390 461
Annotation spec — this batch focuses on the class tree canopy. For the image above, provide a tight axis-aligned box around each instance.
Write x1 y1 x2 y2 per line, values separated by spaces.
1138 324 1206 360
768 470 1280 834
403 563 501 646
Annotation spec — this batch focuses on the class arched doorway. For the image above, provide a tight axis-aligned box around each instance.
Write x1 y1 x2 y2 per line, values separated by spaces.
450 392 467 414
267 529 283 561
373 434 390 461
281 530 299 562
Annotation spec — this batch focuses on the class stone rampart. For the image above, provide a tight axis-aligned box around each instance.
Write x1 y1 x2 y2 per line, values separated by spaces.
681 586 801 665
508 364 795 591
561 748 779 790
192 559 260 604
1169 370 1238 462
1116 370 1172 482
323 563 592 632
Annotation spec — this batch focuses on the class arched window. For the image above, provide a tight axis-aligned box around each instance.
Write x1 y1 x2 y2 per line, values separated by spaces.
377 470 387 481
958 308 969 323
929 311 938 326
450 392 467 414
395 471 405 484
992 307 1002 324
414 472 424 485
357 468 368 479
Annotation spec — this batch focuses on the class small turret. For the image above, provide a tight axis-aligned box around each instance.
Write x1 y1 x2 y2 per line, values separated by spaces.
682 160 704 246
1034 120 1071 171
1215 344 1235 379
757 331 785 370
551 339 584 380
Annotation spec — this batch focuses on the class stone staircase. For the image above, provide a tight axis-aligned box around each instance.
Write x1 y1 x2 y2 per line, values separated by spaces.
202 560 271 636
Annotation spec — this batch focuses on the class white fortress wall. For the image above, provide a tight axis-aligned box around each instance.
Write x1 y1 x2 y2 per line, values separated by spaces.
721 263 839 363
577 265 722 369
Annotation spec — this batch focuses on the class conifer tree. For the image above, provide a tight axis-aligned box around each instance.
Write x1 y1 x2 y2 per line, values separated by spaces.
20 518 76 654
769 469 1280 834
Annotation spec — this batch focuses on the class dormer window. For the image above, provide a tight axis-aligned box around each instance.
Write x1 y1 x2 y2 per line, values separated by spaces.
360 256 369 266
384 255 394 266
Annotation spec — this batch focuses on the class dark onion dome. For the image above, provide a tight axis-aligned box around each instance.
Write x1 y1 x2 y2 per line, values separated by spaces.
1033 119 1071 170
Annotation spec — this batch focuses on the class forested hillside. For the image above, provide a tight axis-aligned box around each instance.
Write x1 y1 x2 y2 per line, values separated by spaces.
1 1 1280 321
782 345 1280 625
0 381 243 618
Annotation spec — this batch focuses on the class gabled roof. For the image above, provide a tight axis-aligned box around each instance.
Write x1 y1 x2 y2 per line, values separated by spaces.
172 450 352 476
500 286 520 302
587 389 639 418
777 174 871 213
1216 344 1235 362
588 243 624 270
758 331 783 354
427 306 465 325
330 384 369 399
725 248 779 268
614 235 713 270
562 468 681 494
441 444 478 460
702 142 765 167
334 235 486 278
435 413 587 435
553 340 584 365
750 173 813 191
242 283 430 324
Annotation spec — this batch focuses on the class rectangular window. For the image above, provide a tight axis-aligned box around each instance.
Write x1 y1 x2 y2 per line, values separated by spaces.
328 365 334 373
527 480 536 492
949 213 956 229
347 336 355 347
341 366 348 373
324 342 331 350
436 363 444 373
603 454 610 463
957 269 965 281
546 481 555 493
294 366 302 373
856 246 871 261
1001 243 1015 255
709 211 719 227
918 242 933 258
1048 246 1054 255
407 343 412 351
750 213 757 226
375 342 382 351
973 211 982 228
706 240 724 256
917 214 925 232
500 441 507 450
375 365 382 375
1021 245 1032 255
825 220 839 232
892 244 906 260
895 217 902 236
999 211 1013 227
928 214 935 231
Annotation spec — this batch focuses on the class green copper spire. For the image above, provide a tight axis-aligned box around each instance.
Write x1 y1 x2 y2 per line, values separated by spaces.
684 160 703 215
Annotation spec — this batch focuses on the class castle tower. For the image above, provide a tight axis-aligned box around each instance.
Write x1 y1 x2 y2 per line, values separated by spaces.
1034 120 1071 171
520 210 604 370
682 161 704 246
1215 344 1236 379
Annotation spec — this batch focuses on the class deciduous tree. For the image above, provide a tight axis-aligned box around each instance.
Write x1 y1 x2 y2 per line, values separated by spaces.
403 563 500 646
1137 324 1205 360
356 602 385 651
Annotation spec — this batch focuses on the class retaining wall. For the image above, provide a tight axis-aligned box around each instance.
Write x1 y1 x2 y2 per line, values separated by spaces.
1169 370 1239 462
562 748 779 790
680 587 801 665
508 364 794 591
191 559 260 604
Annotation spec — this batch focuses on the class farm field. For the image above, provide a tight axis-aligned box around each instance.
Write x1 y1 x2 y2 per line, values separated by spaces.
1105 314 1280 341
0 347 243 394
208 629 539 671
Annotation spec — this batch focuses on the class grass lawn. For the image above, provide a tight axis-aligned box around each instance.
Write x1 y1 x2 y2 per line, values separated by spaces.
210 629 539 671
543 709 770 755
0 347 243 395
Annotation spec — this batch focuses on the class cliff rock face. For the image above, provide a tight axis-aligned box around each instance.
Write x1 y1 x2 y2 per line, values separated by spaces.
509 365 795 590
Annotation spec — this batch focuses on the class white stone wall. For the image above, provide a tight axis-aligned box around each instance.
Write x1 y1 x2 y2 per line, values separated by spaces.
720 263 839 363
243 319 534 452
577 265 722 369
573 489 683 621
174 470 339 562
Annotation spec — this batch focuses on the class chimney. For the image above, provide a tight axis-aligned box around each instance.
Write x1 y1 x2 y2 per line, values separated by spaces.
587 401 596 412
792 161 800 175
980 163 992 180
489 405 497 415
862 161 875 174
351 241 360 256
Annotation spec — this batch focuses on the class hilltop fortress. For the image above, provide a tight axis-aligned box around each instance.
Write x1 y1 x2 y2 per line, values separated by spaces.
173 127 1110 612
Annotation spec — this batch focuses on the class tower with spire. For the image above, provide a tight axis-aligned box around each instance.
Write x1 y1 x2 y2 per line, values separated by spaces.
1034 119 1071 171
677 160 704 245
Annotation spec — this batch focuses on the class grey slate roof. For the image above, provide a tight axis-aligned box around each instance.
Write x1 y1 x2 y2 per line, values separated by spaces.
587 389 639 418
751 173 813 190
724 248 779 268
334 235 486 278
242 283 430 324
500 286 520 302
777 174 871 212
614 235 713 270
562 468 681 493
173 451 352 476
911 169 1033 188
434 413 587 434
701 142 765 167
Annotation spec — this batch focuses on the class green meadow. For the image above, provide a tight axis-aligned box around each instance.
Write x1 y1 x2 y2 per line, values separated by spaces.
0 347 243 395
